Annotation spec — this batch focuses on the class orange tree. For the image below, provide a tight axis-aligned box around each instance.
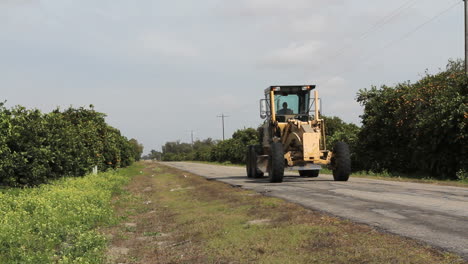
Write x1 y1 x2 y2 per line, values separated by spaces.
210 128 258 164
0 104 138 187
322 115 361 170
356 60 467 179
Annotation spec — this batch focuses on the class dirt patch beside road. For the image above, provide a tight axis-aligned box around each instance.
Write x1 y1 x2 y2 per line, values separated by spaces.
103 162 204 263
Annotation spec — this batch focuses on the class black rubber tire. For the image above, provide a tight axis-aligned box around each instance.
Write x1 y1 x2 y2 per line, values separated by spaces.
331 142 351 181
299 170 319 177
251 146 264 178
246 146 253 178
254 169 264 178
268 142 284 183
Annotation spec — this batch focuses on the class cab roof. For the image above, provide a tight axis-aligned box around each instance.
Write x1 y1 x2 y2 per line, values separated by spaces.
264 85 316 95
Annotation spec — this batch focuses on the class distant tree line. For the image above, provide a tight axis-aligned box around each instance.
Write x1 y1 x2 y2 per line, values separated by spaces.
149 128 259 164
152 60 467 180
152 119 358 166
0 104 143 187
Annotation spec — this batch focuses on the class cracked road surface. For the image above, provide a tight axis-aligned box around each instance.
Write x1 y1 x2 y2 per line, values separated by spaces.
163 162 468 259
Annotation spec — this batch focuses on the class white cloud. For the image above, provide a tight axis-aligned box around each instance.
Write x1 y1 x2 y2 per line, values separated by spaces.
321 76 346 94
260 41 323 68
290 16 328 33
200 94 247 112
243 0 310 11
0 0 34 6
231 0 343 17
135 32 200 58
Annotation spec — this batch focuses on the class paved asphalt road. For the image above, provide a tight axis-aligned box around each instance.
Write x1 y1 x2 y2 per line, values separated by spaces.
163 162 468 259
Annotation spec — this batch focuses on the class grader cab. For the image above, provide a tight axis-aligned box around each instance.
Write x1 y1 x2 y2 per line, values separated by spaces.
246 85 351 183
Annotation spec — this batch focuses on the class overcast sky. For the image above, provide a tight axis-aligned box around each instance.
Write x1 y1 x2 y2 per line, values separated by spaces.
1 0 465 153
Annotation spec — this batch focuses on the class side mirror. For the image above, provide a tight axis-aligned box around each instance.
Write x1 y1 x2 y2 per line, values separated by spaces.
260 99 269 119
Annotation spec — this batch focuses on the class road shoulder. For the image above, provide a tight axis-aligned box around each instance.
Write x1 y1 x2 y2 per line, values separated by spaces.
103 161 465 263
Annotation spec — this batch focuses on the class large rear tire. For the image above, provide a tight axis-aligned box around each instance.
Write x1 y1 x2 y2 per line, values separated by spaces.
299 170 319 177
331 142 351 181
251 145 264 178
269 142 284 183
246 146 253 178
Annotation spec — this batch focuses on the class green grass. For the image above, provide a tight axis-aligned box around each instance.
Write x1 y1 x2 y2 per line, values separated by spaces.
0 164 142 264
143 232 161 237
347 170 468 187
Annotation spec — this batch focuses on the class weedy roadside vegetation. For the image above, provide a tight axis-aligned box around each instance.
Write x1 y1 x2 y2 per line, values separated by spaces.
0 164 141 264
350 170 468 187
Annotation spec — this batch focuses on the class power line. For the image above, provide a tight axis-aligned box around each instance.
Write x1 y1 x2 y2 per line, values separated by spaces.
316 0 421 69
373 0 462 54
319 0 463 86
359 0 421 40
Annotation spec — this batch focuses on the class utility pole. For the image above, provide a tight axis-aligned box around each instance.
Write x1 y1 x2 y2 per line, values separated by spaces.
217 113 229 140
191 130 194 146
465 0 468 74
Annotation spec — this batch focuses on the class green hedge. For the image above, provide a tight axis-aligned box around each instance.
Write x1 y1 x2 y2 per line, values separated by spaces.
0 104 141 186
356 60 467 179
160 128 259 164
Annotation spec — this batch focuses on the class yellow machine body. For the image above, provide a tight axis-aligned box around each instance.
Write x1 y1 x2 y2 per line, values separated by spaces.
259 86 332 170
250 85 351 182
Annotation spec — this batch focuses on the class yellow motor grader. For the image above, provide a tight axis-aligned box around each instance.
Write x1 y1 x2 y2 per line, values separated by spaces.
246 85 351 183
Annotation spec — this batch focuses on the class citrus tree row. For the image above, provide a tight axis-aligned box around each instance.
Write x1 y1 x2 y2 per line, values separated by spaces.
0 104 143 186
158 128 259 164
355 60 467 179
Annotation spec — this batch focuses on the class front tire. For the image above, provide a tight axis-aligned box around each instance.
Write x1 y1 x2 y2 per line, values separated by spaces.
269 142 284 183
331 142 351 181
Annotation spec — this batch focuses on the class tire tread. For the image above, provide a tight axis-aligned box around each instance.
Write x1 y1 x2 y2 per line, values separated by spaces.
332 142 351 181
